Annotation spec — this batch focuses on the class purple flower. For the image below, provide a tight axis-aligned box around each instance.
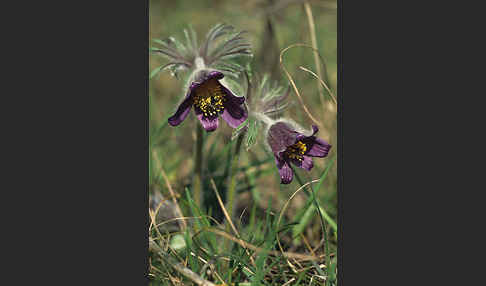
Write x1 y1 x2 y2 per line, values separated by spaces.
168 70 248 132
267 122 331 184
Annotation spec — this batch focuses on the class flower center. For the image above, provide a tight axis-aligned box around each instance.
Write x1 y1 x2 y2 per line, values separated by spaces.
193 79 226 118
285 141 307 161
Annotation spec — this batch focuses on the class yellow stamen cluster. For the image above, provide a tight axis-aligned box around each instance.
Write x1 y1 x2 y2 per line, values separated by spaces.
285 141 307 161
193 79 226 118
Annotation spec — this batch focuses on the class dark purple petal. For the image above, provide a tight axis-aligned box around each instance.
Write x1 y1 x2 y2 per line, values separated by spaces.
221 84 245 105
221 108 247 128
193 70 224 85
295 125 319 142
267 122 299 154
305 138 331 157
197 114 219 132
275 156 293 184
291 156 314 171
189 82 199 90
219 83 247 128
208 70 224 80
168 93 193 126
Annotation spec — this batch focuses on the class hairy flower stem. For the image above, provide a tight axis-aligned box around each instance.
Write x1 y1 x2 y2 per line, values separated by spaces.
254 112 275 127
226 132 245 218
194 57 205 70
292 166 331 285
192 57 206 209
193 124 204 208
223 132 245 260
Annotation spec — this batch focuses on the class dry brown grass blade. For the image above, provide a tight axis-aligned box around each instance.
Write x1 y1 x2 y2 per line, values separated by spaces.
149 208 164 239
210 179 238 236
149 239 217 286
280 44 321 126
299 66 337 105
198 228 321 261
304 1 326 113
301 233 317 258
154 216 221 229
282 277 296 286
190 252 226 285
152 150 187 231
275 179 321 265
209 178 256 266
149 196 171 232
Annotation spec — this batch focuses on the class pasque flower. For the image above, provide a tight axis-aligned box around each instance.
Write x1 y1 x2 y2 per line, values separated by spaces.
168 70 247 131
267 121 331 184
229 74 292 145
151 23 252 132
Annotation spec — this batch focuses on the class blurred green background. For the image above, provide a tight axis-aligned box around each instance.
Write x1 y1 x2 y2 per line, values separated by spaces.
149 1 337 282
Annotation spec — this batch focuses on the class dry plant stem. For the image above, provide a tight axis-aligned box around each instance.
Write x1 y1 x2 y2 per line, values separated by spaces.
299 66 337 105
304 1 326 114
193 253 225 284
221 133 244 267
149 209 164 239
155 216 222 229
160 169 187 231
210 178 256 266
280 44 325 126
275 179 320 263
211 179 239 236
197 228 321 261
282 277 296 286
300 233 317 258
193 124 204 208
149 240 217 286
151 150 187 231
226 133 244 219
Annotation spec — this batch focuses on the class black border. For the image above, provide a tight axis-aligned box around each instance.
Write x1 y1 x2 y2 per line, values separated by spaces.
15 0 151 284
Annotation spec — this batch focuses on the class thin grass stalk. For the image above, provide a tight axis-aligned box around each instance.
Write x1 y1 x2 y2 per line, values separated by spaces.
222 132 245 267
292 166 330 285
149 239 217 286
304 1 326 114
279 44 321 126
226 132 245 218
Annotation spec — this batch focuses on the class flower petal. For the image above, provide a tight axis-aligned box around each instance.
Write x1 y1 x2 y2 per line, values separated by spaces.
296 125 319 142
267 122 300 154
291 156 314 171
197 114 219 132
305 138 331 157
193 70 224 85
168 94 193 126
221 84 245 105
221 105 247 128
208 70 224 80
221 109 246 128
219 84 247 128
275 156 293 184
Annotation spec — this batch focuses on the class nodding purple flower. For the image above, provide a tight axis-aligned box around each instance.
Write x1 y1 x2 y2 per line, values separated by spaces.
267 122 331 184
168 70 248 132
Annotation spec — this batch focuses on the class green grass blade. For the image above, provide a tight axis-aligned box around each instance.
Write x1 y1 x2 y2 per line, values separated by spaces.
292 155 337 240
